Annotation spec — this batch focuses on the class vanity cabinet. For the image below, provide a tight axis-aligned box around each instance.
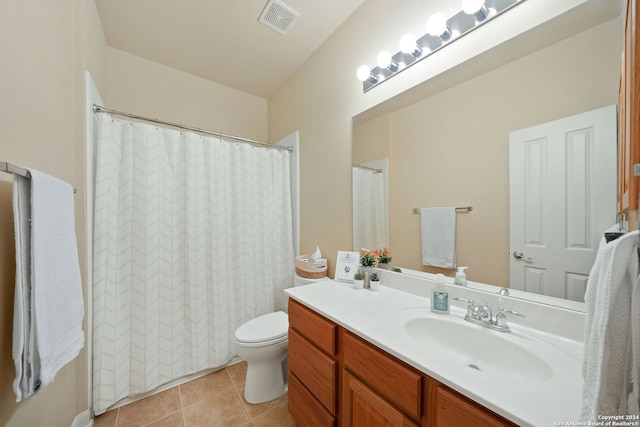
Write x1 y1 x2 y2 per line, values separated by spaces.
288 300 516 427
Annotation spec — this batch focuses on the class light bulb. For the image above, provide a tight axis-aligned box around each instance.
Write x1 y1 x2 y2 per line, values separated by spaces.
462 0 489 21
462 0 485 14
377 51 392 68
356 65 372 82
426 13 450 39
399 33 419 55
376 51 399 72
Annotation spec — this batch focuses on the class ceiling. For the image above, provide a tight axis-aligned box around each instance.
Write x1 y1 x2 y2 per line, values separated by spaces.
95 0 365 99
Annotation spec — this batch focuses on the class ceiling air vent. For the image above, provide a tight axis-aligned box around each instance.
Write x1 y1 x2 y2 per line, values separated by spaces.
258 0 300 35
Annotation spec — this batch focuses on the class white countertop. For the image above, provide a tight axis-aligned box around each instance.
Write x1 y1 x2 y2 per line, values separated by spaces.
285 280 584 427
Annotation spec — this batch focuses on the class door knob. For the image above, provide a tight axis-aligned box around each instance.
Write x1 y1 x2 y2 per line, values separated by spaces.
512 251 531 261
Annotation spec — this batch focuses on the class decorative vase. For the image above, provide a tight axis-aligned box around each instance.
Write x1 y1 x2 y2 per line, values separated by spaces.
369 280 380 291
353 279 365 290
377 262 393 270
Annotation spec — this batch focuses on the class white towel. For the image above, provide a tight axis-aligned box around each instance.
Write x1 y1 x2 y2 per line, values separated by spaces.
582 230 640 420
12 170 84 401
12 175 32 401
420 207 456 269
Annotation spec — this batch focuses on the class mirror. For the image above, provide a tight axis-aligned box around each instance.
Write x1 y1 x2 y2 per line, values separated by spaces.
352 8 622 305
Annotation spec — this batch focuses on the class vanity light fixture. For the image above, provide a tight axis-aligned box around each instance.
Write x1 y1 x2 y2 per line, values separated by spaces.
357 0 526 92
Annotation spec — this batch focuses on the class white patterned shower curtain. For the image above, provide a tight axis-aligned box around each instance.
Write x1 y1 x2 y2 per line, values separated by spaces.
92 113 294 414
352 166 387 251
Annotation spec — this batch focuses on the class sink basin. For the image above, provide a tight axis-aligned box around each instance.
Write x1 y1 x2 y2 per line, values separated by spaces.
396 309 554 382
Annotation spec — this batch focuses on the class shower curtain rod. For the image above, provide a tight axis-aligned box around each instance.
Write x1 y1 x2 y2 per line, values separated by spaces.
92 104 292 152
353 164 383 173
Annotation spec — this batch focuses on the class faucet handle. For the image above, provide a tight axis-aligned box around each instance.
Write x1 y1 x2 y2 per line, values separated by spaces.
495 307 508 327
453 297 475 319
495 307 525 328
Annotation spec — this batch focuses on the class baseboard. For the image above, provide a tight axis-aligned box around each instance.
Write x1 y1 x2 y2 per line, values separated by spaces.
71 409 93 427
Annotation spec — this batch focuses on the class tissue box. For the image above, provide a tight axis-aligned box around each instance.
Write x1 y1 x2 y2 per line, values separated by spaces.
294 255 328 278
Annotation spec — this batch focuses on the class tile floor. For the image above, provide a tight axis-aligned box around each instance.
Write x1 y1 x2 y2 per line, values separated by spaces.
94 362 297 427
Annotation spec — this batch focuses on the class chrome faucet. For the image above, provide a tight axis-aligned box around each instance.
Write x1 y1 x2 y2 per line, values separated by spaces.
453 298 525 332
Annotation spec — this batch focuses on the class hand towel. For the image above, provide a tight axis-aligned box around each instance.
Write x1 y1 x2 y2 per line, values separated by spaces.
420 207 456 269
12 175 32 401
29 169 84 389
12 169 84 401
582 230 640 420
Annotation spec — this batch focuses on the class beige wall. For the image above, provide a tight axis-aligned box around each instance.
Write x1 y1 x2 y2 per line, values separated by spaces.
354 18 620 286
106 47 268 141
0 0 106 425
352 114 391 166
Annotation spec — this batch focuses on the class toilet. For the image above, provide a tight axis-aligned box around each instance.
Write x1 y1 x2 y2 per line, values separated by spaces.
234 274 329 404
235 311 289 404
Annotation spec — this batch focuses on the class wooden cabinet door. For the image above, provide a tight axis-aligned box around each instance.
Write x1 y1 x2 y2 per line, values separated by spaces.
428 381 516 427
619 0 640 224
343 370 420 427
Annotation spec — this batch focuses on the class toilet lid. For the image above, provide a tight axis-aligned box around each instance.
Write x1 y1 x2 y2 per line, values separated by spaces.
235 311 288 343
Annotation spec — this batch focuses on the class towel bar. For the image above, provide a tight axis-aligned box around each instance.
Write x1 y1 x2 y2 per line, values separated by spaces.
1 161 76 193
412 206 473 213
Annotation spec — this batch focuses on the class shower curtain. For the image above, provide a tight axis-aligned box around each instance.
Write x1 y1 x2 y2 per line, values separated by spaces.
92 114 294 414
352 166 387 251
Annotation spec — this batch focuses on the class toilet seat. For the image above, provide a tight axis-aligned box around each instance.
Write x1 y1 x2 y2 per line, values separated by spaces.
235 311 288 346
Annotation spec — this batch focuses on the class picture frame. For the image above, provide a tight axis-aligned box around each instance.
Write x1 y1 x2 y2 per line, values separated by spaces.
334 250 360 283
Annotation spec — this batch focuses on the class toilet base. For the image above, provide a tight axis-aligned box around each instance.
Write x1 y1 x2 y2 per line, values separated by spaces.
243 358 288 404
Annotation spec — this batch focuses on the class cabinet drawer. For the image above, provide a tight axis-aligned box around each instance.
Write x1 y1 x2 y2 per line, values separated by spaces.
289 299 337 355
431 381 516 427
289 327 337 414
289 372 336 427
343 331 422 421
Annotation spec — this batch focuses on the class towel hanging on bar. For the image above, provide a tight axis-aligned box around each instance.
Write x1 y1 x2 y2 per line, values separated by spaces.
1 162 76 193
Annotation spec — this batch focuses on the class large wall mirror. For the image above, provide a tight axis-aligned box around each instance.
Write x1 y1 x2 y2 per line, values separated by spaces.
352 2 623 304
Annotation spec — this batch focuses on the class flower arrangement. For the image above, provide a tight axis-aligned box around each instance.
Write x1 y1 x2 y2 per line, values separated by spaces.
360 249 377 267
375 247 392 264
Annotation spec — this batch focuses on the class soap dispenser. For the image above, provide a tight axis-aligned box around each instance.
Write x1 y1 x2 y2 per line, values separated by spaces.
431 273 449 314
454 266 468 287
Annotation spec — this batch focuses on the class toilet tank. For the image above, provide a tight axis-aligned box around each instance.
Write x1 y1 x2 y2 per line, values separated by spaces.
293 273 330 287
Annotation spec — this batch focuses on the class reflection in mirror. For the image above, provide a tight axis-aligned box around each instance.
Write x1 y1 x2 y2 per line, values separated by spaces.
352 162 388 251
352 13 622 305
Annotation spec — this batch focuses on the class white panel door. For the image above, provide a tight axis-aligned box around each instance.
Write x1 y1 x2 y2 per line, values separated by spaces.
509 105 616 302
